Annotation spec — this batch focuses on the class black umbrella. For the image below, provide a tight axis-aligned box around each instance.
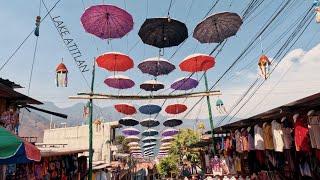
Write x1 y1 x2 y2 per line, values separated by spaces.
140 80 165 92
138 17 188 48
193 12 243 43
163 118 183 127
119 117 139 126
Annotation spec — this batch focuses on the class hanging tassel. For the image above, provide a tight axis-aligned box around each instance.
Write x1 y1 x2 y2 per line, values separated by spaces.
34 16 41 37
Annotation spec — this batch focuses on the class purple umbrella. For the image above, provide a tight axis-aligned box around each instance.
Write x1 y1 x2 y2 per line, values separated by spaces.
171 77 199 90
163 118 183 127
138 57 175 76
140 80 165 92
122 127 140 136
104 75 135 89
162 128 179 137
81 5 133 39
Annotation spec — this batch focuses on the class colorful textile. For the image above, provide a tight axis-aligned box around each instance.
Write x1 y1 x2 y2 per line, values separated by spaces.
271 120 284 152
235 130 243 153
282 127 293 149
294 118 311 152
308 116 320 149
254 125 265 150
241 130 249 152
262 123 274 150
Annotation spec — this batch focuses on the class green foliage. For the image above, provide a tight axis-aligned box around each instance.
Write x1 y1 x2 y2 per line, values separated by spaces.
115 135 129 153
156 154 179 177
157 128 201 177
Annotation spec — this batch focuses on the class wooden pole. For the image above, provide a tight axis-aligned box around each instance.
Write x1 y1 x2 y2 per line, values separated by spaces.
88 59 95 180
204 72 215 155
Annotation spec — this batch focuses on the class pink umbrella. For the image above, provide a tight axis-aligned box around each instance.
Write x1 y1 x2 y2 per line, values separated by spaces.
81 5 134 39
104 75 135 89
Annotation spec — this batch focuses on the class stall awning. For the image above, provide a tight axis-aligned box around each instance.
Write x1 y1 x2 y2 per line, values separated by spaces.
0 127 41 164
39 148 88 157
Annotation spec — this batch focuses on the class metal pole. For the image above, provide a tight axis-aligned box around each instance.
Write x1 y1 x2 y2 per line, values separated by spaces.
203 72 215 155
88 59 96 180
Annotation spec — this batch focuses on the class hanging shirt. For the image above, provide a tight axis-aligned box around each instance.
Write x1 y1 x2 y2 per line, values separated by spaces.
241 130 249 152
308 116 320 149
262 123 274 150
254 125 265 150
271 120 284 152
235 130 243 153
282 127 293 149
248 133 255 151
294 118 311 152
234 156 241 173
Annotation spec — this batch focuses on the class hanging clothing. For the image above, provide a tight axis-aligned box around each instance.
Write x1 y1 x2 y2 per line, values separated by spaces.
226 156 236 175
241 130 249 152
224 136 232 152
211 157 222 176
235 130 243 153
248 133 255 151
282 127 293 150
308 116 320 149
234 156 241 173
262 123 274 150
294 117 311 152
220 156 230 175
271 120 284 152
254 125 265 150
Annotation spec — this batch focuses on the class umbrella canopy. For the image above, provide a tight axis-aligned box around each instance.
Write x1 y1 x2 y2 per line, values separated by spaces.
124 135 140 142
161 142 172 147
193 12 243 43
96 52 134 72
114 103 136 115
142 142 157 148
104 75 135 89
138 57 175 76
144 146 155 151
162 128 179 136
129 146 141 151
140 118 160 128
158 150 169 154
161 136 175 143
165 104 187 114
216 99 224 106
159 146 171 151
163 118 183 127
122 127 140 136
0 127 41 164
81 5 133 39
171 77 199 90
127 142 139 147
142 129 159 136
131 150 142 154
119 117 139 126
142 136 157 143
138 17 188 48
139 104 162 115
140 80 165 92
179 54 215 72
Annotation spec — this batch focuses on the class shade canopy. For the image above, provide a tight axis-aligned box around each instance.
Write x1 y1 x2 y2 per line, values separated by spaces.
122 127 140 136
179 54 215 72
171 77 199 90
140 80 165 92
96 52 134 72
159 146 171 150
127 142 139 147
114 103 136 115
104 75 135 89
161 136 175 143
163 118 183 127
142 136 157 143
124 135 140 142
142 129 159 136
144 146 155 151
139 104 162 115
140 118 160 128
129 146 141 151
119 117 139 126
162 128 179 136
81 5 133 39
161 142 172 147
193 12 243 43
165 104 187 114
0 127 41 164
138 17 188 48
138 57 175 76
142 142 157 148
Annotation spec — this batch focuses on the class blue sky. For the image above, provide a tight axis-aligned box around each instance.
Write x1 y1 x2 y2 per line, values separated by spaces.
1 0 320 127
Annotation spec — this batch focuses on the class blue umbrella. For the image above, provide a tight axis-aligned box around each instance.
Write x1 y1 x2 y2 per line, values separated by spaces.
139 104 162 115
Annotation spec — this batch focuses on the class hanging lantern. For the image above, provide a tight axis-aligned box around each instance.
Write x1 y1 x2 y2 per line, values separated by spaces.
315 6 320 23
34 16 41 37
216 99 227 114
258 55 271 80
56 60 68 87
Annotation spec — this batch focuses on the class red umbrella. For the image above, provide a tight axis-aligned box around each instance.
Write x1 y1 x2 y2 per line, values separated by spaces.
165 104 187 114
96 52 134 72
179 54 215 72
114 103 136 115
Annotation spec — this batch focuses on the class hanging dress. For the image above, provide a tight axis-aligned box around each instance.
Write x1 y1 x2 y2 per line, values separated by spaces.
254 125 265 150
294 117 311 152
262 123 274 150
235 130 243 153
308 116 320 149
271 120 284 152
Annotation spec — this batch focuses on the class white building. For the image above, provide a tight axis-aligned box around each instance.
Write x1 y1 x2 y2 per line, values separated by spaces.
42 121 120 164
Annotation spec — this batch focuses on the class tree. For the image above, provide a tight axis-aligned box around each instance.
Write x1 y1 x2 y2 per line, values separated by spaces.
156 154 179 178
114 135 129 153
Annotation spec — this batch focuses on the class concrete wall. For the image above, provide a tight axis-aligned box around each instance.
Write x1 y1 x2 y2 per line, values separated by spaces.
43 121 119 163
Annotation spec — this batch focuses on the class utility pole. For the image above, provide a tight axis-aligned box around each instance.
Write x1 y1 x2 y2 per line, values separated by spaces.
204 72 215 155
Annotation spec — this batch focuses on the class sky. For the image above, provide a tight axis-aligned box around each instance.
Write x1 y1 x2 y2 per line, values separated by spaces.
0 0 320 129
